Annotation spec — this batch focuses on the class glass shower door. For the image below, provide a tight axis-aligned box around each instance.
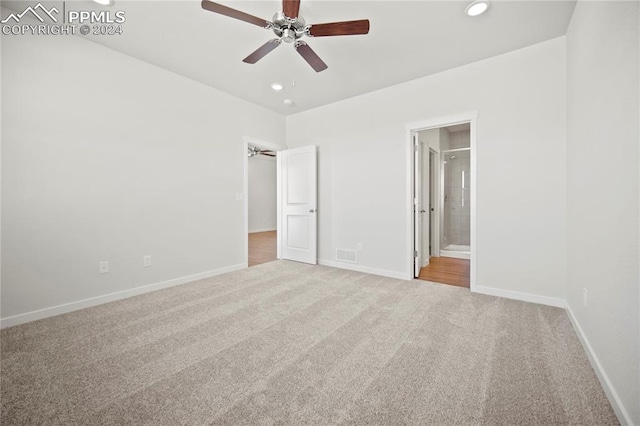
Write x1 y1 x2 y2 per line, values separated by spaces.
441 149 471 253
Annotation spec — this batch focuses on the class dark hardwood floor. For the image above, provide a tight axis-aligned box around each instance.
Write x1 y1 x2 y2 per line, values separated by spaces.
417 257 470 288
248 231 277 267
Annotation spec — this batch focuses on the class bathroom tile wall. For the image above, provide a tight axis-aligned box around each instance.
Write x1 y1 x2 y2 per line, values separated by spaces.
443 130 471 247
449 129 471 149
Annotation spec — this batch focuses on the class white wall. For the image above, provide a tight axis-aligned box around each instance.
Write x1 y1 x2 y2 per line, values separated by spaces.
1 14 285 323
287 37 567 302
566 1 639 423
248 155 277 233
420 128 440 152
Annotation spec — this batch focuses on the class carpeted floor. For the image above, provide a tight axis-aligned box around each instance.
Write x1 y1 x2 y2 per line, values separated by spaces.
1 261 617 425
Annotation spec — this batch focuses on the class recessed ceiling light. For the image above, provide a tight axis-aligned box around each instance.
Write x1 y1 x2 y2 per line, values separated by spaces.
93 0 113 5
283 99 294 106
271 83 284 91
465 1 489 16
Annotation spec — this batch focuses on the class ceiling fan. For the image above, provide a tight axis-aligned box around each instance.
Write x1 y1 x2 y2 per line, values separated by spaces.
248 146 276 157
201 0 370 72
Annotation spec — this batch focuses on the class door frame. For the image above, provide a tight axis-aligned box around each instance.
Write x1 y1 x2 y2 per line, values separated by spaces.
405 111 478 290
413 133 423 276
243 136 287 268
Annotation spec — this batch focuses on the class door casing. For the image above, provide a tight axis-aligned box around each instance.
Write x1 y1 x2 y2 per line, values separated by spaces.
405 112 478 290
413 133 423 276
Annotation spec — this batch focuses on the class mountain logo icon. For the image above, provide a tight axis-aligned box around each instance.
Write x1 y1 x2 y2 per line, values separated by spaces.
1 3 59 24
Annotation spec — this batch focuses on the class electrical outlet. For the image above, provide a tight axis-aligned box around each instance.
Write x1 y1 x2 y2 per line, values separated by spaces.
99 261 109 274
143 255 152 268
357 243 363 251
583 288 588 308
235 192 244 202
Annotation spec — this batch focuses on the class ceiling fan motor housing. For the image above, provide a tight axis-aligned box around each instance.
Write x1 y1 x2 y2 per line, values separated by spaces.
271 11 307 43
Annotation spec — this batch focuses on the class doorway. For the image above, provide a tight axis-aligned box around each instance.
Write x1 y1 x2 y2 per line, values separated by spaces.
408 113 477 289
243 138 284 267
243 139 318 267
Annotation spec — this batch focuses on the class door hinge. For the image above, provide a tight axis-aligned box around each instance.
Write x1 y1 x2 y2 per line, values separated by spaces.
414 250 418 257
414 144 418 152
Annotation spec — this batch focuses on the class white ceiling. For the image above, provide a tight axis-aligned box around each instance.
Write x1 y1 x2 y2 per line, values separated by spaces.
5 0 576 115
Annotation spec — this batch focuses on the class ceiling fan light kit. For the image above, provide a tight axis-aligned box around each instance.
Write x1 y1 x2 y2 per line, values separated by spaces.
201 0 370 72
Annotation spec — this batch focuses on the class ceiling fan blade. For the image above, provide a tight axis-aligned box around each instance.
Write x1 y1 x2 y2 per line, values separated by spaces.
201 0 269 28
243 39 282 64
295 41 328 72
283 0 300 19
308 20 370 37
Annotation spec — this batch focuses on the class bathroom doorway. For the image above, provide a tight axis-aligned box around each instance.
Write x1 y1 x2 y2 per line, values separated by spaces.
409 114 476 289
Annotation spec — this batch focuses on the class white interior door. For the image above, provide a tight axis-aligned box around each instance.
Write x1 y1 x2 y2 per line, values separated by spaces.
413 133 422 277
277 146 317 264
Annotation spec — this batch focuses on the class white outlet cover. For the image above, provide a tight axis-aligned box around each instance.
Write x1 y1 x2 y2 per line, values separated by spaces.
235 193 244 202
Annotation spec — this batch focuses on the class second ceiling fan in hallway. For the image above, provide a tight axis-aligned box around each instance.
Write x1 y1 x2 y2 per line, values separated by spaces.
201 0 370 72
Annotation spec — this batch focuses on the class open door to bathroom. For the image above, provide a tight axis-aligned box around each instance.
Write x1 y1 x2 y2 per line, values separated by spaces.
410 115 475 289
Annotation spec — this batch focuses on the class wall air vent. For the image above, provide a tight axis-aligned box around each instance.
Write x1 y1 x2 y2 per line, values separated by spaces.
336 248 357 263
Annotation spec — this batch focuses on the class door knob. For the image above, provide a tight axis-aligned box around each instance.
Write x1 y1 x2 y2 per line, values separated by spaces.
309 208 316 213
420 209 426 213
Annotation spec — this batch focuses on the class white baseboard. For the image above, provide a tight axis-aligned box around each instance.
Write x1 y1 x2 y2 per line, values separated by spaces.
473 285 565 308
0 263 245 329
565 303 632 426
318 259 408 280
248 228 276 234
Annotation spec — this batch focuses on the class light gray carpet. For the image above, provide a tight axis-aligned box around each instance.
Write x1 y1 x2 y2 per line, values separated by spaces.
1 261 617 425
